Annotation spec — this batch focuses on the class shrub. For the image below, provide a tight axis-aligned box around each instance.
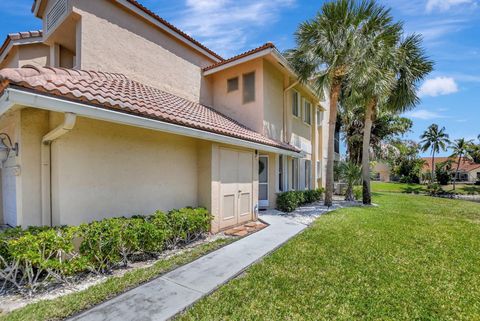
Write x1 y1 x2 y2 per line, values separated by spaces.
276 189 324 212
353 186 362 200
426 183 446 196
1 207 213 294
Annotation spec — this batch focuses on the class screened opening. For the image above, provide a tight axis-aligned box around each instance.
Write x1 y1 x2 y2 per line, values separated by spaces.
303 100 311 125
243 72 255 103
292 91 300 117
227 77 239 92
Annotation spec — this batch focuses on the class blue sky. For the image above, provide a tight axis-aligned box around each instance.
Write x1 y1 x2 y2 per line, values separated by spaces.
0 0 478 156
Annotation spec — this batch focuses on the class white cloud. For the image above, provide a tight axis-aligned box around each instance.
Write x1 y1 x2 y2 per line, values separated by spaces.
405 109 446 120
419 77 459 97
174 0 295 57
426 0 475 12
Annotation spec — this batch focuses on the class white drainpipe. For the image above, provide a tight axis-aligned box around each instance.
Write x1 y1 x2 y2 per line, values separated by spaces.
283 80 299 143
41 113 77 226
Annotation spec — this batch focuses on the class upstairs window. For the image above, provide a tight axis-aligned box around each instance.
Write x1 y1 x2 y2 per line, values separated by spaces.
227 77 239 92
303 100 311 125
243 72 255 103
316 109 324 127
292 91 300 117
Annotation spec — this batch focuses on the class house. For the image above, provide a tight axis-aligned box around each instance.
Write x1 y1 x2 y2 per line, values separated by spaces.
372 162 392 182
0 0 335 232
422 157 480 183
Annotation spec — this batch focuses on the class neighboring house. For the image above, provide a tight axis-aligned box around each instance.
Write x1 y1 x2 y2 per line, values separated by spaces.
372 162 392 182
0 0 333 232
422 157 480 183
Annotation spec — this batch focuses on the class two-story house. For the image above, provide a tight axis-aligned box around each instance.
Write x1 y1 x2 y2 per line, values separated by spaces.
0 0 335 232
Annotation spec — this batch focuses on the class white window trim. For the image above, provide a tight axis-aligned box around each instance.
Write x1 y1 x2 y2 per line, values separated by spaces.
292 90 301 119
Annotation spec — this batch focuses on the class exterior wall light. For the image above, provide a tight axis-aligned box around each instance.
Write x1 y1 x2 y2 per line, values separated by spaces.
0 133 18 164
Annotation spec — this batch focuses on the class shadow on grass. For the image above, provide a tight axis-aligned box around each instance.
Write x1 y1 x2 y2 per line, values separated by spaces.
401 186 424 194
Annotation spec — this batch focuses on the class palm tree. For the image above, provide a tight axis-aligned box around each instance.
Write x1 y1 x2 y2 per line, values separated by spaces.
355 33 433 204
339 161 362 201
450 138 474 190
287 0 398 206
420 124 450 182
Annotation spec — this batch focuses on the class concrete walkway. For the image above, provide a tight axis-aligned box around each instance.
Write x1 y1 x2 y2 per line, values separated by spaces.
69 200 356 321
69 214 306 321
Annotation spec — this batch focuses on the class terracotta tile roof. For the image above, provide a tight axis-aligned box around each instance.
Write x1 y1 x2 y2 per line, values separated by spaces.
422 157 480 172
0 30 43 59
0 66 298 152
31 0 223 61
203 43 275 72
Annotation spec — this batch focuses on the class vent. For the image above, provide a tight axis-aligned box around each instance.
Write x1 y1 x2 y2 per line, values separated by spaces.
46 0 68 33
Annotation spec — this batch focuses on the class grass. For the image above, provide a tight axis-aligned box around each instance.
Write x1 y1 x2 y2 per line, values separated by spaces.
0 238 234 321
177 193 480 321
372 181 480 195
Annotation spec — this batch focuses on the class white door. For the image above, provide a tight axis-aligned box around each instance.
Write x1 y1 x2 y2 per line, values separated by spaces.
2 157 17 227
259 156 269 207
219 149 254 229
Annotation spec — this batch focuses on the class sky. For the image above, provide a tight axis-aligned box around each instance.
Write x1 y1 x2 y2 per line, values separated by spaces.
0 0 478 156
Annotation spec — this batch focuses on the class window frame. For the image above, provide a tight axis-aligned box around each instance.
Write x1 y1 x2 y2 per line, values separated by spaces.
242 71 256 104
227 77 239 93
305 159 311 190
291 158 299 190
303 99 312 125
292 90 300 118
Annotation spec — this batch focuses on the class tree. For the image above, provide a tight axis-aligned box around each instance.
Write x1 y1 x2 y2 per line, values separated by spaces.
339 161 362 201
385 140 424 183
353 33 433 205
450 138 474 190
287 0 400 206
420 124 450 182
339 103 413 164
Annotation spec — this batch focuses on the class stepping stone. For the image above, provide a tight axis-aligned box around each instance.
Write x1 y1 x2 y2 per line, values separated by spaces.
233 230 249 237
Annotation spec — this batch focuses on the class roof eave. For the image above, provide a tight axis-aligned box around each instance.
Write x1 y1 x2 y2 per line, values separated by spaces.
1 87 301 156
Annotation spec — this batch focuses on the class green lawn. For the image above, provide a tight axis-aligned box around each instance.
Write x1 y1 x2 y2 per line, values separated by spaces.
177 193 480 321
371 181 480 195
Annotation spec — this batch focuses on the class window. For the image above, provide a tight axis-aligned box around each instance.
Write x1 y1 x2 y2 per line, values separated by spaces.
291 158 299 190
243 72 255 103
477 172 480 180
316 109 323 127
292 91 300 117
305 160 311 190
303 100 311 125
278 155 284 192
316 160 321 180
227 77 239 92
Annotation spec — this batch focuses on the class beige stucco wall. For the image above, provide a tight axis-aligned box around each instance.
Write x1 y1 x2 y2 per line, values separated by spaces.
71 0 215 104
263 60 284 142
468 168 480 182
0 43 50 69
48 114 201 226
210 58 265 133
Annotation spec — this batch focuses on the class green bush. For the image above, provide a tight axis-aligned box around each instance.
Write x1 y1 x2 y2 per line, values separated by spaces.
353 186 362 200
0 207 213 294
276 189 324 212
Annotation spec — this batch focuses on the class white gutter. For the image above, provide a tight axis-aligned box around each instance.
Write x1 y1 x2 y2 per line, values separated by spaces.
41 113 76 226
4 88 301 158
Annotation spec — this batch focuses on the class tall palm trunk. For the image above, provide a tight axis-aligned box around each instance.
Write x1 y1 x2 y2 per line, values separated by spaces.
324 82 341 207
361 98 376 205
453 154 462 190
431 152 436 183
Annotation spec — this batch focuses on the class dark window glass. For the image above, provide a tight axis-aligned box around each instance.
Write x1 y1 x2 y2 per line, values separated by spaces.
243 72 255 103
227 77 239 92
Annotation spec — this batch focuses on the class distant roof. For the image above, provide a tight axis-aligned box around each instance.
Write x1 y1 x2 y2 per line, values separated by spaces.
0 66 299 152
422 157 480 172
0 30 43 62
31 0 223 61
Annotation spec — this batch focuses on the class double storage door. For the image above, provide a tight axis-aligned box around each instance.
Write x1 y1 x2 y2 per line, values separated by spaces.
219 148 253 230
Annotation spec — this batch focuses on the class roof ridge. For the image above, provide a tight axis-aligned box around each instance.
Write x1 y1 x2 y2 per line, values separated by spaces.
203 42 276 72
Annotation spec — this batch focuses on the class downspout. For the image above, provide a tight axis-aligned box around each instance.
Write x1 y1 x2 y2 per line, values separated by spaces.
283 80 299 143
41 112 77 226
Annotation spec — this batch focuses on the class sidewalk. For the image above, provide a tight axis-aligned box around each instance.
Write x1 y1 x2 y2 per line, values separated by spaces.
69 214 307 321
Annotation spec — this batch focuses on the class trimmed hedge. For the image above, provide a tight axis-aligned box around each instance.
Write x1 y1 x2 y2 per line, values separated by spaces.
0 207 212 295
276 188 324 212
